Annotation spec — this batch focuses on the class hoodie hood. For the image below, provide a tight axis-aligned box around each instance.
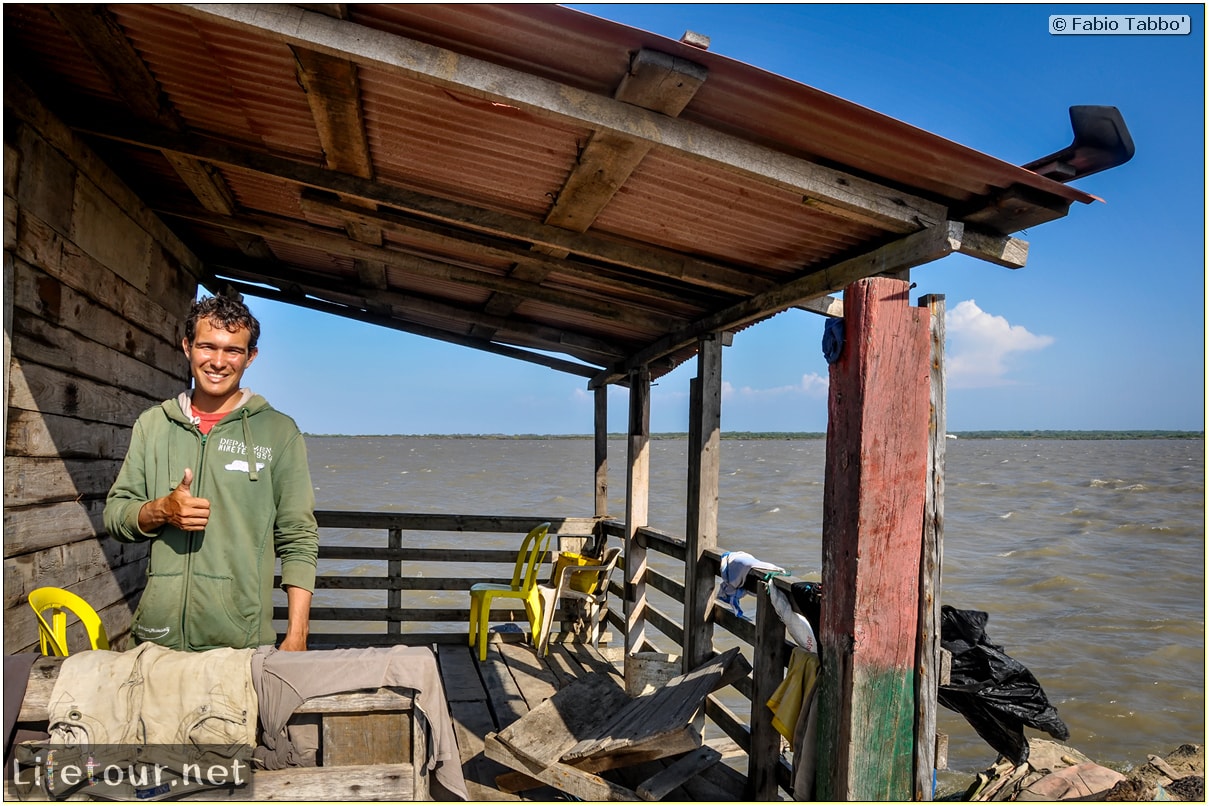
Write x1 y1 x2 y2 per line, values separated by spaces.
172 388 261 425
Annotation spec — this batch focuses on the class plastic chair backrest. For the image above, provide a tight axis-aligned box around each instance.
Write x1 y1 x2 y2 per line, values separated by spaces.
590 546 622 594
28 587 110 656
511 523 552 592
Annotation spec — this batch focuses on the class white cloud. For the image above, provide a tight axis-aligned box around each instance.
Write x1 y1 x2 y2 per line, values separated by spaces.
946 300 1054 388
721 373 829 401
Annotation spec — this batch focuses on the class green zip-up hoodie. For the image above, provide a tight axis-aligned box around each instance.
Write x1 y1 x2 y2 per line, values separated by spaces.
105 391 318 651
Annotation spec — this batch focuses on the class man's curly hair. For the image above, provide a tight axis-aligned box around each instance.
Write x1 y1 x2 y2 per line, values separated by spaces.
185 295 261 349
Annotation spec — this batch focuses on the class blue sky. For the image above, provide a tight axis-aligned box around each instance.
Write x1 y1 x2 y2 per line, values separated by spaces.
246 3 1205 435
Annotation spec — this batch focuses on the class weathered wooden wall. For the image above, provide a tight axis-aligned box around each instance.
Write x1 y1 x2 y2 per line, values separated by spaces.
3 79 201 653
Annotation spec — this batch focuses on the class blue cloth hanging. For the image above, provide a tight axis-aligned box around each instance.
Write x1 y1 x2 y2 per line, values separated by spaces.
822 318 844 364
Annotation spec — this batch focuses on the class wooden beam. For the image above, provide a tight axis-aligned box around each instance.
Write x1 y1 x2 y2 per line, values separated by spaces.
76 119 777 297
624 367 651 658
166 206 680 333
211 263 625 366
47 5 178 127
546 48 707 232
816 277 930 801
2 251 13 443
591 221 963 387
475 47 708 340
594 387 609 518
174 3 947 233
297 191 730 307
914 294 947 800
683 335 722 673
291 46 372 178
797 295 844 318
750 584 788 800
222 279 603 378
289 36 396 316
483 733 641 802
958 228 1028 269
960 184 1071 236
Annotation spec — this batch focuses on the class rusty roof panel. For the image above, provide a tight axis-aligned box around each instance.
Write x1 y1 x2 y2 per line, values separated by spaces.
3 3 1111 383
594 150 877 274
252 243 357 294
112 7 324 160
4 6 122 105
349 4 1092 206
359 68 585 219
220 170 307 220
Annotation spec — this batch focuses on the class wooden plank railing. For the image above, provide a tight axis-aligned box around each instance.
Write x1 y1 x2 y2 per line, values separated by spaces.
277 512 599 646
597 519 798 799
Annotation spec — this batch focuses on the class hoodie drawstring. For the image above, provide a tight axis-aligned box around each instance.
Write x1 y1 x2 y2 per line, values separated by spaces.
241 410 259 482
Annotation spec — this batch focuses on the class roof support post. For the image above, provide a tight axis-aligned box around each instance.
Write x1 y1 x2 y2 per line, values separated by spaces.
594 386 609 520
816 277 930 800
683 334 724 673
623 367 651 660
914 294 948 800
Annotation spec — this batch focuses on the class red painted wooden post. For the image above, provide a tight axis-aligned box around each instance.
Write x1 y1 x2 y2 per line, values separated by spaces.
816 277 931 800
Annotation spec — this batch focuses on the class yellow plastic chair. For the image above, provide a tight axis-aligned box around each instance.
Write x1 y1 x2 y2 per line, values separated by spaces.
28 586 110 656
468 523 551 661
535 545 621 656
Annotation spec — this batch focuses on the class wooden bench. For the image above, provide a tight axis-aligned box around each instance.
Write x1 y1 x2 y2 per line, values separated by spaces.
8 656 429 801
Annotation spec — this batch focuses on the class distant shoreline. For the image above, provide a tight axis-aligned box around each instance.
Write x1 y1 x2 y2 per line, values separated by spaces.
306 430 1205 440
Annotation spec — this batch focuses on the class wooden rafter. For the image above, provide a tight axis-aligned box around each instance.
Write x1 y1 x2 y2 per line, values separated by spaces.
591 222 967 387
473 48 709 341
174 3 948 233
47 4 276 262
165 206 687 334
221 279 605 379
74 121 778 295
209 259 627 367
289 6 392 312
294 192 726 309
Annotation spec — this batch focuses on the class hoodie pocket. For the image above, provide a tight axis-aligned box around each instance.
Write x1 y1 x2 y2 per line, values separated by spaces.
132 572 183 646
186 574 258 650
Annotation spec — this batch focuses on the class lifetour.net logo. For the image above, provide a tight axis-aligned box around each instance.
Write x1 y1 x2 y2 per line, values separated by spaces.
8 743 254 801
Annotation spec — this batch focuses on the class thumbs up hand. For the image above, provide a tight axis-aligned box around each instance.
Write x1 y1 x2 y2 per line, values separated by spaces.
139 468 212 533
165 468 211 531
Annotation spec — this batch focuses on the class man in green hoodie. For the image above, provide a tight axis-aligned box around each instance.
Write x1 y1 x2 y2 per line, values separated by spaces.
105 295 318 652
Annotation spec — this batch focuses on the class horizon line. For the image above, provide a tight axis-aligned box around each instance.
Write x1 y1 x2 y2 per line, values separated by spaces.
303 429 1205 440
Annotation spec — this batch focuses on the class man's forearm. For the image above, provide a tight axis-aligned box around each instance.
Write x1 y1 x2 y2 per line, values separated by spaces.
137 498 167 533
280 585 312 651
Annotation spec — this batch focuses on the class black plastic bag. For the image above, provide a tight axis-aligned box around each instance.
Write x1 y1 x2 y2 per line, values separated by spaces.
937 605 1069 765
788 581 823 636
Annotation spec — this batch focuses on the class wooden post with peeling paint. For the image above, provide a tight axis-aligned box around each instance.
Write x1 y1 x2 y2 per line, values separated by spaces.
816 276 931 800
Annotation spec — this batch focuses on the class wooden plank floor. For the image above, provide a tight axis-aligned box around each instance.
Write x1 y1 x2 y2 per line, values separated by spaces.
434 638 750 802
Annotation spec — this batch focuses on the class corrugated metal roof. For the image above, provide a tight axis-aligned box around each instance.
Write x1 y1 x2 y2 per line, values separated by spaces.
3 3 1107 385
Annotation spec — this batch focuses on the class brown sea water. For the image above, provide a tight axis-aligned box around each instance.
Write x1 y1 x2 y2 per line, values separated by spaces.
305 435 1205 775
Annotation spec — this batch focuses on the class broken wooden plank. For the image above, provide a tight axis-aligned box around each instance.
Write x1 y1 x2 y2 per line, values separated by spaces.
493 672 629 769
562 647 749 762
636 743 723 801
484 732 640 802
